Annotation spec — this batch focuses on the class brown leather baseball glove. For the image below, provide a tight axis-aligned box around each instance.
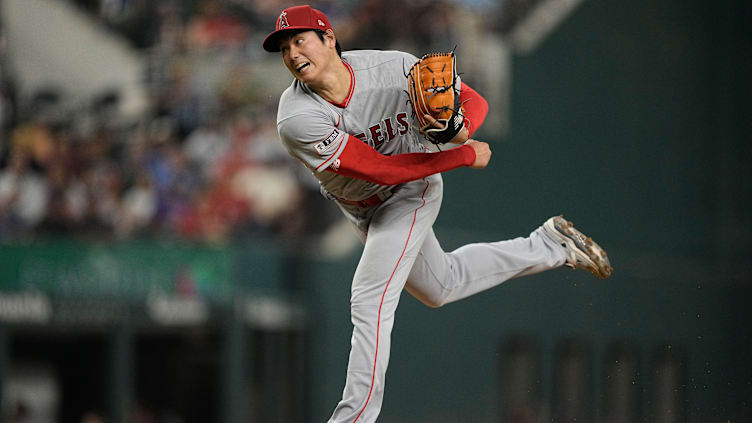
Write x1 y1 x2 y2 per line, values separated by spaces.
407 51 465 145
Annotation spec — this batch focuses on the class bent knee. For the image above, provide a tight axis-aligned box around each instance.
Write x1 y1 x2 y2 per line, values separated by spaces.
406 280 450 308
416 294 447 309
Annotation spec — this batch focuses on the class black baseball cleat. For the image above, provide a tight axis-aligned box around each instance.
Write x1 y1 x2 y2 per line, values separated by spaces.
543 215 612 279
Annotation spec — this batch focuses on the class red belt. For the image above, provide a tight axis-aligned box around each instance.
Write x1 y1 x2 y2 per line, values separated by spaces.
336 189 393 208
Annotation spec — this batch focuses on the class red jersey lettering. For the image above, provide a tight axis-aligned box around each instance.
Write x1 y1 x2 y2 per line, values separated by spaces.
369 124 384 147
396 113 409 135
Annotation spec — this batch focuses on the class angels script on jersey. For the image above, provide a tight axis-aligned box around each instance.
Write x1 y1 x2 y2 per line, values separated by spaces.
353 113 410 148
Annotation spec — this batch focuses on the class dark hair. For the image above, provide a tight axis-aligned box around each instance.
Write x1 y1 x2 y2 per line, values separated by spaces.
281 29 342 57
313 30 342 57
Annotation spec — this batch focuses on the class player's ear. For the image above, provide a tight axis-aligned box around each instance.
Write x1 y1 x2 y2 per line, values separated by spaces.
324 29 336 49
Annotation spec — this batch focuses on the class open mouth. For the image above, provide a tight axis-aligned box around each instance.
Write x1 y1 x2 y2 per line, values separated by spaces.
296 62 310 73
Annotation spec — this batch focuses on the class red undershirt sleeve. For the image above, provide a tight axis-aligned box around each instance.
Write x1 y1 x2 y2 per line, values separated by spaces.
460 83 489 137
327 135 476 185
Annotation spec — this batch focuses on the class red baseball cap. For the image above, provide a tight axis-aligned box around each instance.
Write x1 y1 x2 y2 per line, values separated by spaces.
262 5 333 52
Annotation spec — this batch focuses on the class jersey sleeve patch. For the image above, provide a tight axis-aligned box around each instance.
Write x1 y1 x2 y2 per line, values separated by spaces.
314 129 341 156
277 110 348 174
315 132 349 172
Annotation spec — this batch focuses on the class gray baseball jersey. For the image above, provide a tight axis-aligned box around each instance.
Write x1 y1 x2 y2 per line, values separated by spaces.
275 49 568 423
278 50 426 204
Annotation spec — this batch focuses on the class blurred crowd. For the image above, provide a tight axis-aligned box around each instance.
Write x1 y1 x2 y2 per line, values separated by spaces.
0 0 503 243
0 101 313 243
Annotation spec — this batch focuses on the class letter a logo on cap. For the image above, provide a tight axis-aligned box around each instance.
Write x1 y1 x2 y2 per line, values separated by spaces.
278 11 290 29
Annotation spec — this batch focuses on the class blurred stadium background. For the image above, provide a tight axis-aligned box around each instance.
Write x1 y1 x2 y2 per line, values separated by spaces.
0 0 750 422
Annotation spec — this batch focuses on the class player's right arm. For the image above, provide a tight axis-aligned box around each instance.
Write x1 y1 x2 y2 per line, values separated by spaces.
329 135 490 185
279 110 489 186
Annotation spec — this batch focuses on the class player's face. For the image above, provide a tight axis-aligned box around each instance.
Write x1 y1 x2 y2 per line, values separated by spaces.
280 30 336 85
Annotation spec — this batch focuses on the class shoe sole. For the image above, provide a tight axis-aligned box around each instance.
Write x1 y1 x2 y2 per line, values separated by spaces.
544 216 612 279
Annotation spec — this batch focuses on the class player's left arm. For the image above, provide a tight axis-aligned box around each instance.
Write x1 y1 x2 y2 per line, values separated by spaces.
422 82 489 145
459 83 488 138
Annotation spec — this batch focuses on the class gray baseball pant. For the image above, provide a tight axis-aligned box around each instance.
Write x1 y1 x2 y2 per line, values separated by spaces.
328 174 566 422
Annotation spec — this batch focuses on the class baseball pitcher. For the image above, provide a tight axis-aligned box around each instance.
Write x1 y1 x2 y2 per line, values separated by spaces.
262 5 612 422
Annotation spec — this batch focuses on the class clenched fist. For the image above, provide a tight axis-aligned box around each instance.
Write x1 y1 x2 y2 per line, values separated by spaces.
465 140 491 169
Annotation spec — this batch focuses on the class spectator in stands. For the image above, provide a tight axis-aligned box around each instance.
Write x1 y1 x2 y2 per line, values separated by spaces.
0 151 49 238
116 168 157 237
185 0 249 53
182 117 229 181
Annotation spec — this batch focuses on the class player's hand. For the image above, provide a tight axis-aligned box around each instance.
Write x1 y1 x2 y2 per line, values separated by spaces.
422 114 470 144
465 139 491 169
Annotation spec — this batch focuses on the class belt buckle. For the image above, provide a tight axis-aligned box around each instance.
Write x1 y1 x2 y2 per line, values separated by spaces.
340 189 392 208
376 190 392 202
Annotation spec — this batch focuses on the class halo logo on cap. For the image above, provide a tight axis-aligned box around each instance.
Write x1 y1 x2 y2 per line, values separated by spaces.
263 5 334 52
278 11 290 29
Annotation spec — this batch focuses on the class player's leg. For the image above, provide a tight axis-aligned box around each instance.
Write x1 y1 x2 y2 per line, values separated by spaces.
405 223 567 307
328 176 442 423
